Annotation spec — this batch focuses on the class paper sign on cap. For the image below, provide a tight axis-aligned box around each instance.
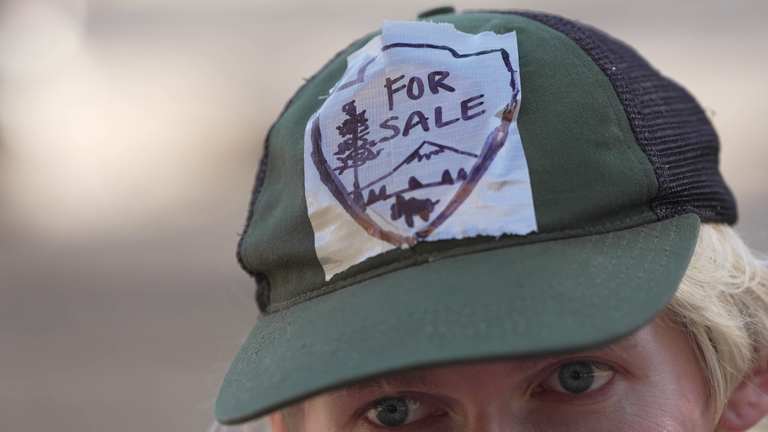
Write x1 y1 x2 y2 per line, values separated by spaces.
304 20 537 279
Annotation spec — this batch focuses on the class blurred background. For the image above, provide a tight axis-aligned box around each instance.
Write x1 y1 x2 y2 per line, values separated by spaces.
0 0 765 431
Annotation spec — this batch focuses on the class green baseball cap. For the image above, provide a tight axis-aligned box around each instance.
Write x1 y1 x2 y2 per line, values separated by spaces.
216 8 736 424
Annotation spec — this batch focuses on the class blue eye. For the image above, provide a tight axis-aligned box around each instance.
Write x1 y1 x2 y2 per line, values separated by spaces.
542 361 614 395
558 362 595 393
373 397 409 426
364 396 436 427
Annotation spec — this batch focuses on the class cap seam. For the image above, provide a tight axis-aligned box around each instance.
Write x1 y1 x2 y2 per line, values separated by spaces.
499 10 658 205
507 11 735 224
236 140 271 278
265 212 658 314
265 13 665 311
237 31 382 279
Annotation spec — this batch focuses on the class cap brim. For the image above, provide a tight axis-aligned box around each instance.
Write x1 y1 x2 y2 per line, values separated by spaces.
216 213 700 424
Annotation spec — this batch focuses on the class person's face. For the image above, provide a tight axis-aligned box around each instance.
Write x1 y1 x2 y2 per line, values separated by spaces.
281 316 716 432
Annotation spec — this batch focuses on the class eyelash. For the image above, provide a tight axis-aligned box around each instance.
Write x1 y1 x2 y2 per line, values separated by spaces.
532 360 617 401
358 359 618 427
362 395 445 428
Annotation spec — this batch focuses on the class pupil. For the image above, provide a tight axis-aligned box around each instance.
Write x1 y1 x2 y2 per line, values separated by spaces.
558 361 595 394
375 397 409 427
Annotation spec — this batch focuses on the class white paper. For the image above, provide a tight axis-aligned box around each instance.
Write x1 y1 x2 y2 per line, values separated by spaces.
304 20 537 279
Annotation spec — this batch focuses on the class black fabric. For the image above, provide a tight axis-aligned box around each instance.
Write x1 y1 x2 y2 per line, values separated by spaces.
510 11 737 224
254 272 272 312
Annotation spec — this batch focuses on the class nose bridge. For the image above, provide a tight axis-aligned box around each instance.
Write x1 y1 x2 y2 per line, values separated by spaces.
466 402 529 432
471 415 548 432
469 415 518 432
478 417 509 432
456 362 532 432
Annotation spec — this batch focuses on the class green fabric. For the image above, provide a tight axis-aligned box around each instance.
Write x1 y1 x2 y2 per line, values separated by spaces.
417 6 456 18
239 34 379 303
218 214 699 423
238 12 658 307
219 11 681 425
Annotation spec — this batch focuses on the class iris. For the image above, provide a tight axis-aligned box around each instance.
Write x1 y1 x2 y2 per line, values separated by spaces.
558 361 595 393
374 397 409 426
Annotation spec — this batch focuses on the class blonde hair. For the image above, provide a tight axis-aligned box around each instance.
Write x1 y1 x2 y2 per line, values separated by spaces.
224 222 768 432
666 223 768 431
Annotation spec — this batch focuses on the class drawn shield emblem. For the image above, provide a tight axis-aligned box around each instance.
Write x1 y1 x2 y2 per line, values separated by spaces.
309 32 522 248
304 22 536 277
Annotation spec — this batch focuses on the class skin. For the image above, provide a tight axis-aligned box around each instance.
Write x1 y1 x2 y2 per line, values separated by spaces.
269 316 768 432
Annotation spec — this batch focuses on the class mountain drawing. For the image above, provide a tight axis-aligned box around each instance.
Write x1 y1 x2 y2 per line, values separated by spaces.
349 140 478 197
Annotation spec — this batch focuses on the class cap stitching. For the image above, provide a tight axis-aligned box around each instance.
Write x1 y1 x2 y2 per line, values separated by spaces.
502 11 658 203
483 10 658 202
265 212 656 313
506 11 736 224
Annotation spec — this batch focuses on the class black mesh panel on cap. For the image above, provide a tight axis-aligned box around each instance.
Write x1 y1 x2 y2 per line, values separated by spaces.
510 11 737 224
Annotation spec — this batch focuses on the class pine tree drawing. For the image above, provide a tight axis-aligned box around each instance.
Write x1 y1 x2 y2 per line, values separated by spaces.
332 100 382 206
